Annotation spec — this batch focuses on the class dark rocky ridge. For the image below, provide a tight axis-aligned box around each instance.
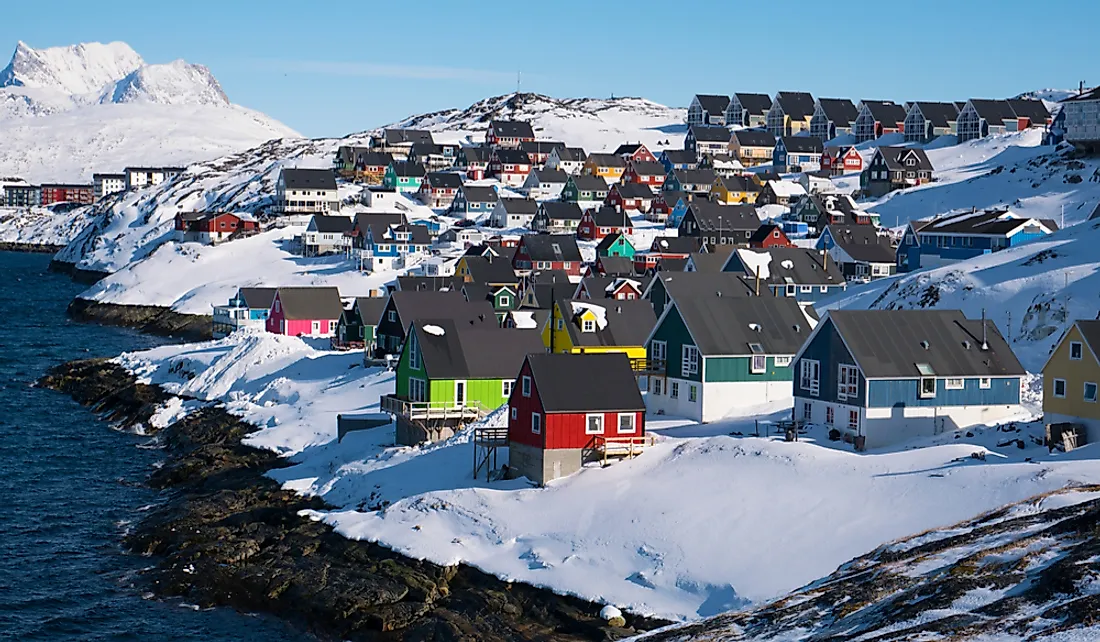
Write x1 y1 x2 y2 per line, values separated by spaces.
0 241 65 253
39 359 669 641
66 297 212 341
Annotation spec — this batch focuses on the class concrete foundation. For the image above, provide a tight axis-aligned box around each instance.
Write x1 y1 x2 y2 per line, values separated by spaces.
395 415 460 446
509 442 586 485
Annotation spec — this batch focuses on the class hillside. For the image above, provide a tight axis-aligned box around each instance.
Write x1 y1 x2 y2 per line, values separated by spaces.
0 40 298 183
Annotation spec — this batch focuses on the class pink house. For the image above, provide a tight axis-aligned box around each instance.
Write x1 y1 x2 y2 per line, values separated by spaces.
266 286 344 337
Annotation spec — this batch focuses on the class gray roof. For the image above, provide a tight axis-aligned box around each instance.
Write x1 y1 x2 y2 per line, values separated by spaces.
539 201 584 221
716 174 759 193
734 92 772 115
661 149 697 165
654 271 759 303
530 167 569 184
690 124 733 143
579 275 652 298
967 99 1018 125
1006 98 1050 123
670 168 718 187
651 236 704 254
628 160 667 176
733 129 776 148
462 147 492 163
311 214 354 233
499 197 539 214
459 185 498 203
463 255 518 285
556 298 657 349
860 100 907 125
775 91 816 120
336 145 369 164
390 290 497 326
695 94 731 115
826 309 1025 378
779 136 824 154
613 182 655 199
569 174 609 193
910 102 960 128
825 224 896 264
412 319 543 380
687 202 760 231
353 212 405 239
520 233 582 262
424 172 464 189
595 254 638 276
876 146 934 172
816 98 859 127
384 129 433 145
614 143 648 156
238 287 277 310
492 149 532 165
391 161 426 177
282 168 337 190
490 120 535 139
587 153 627 168
410 142 444 157
521 140 565 154
687 251 732 273
1075 320 1100 359
358 151 394 167
396 276 466 292
275 286 344 320
657 190 689 205
915 208 1056 236
673 295 811 356
525 353 645 413
728 247 845 287
589 206 633 228
353 297 387 326
555 147 588 162
659 257 688 272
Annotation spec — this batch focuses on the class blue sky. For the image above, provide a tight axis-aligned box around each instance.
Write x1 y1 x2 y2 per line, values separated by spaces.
2 0 1095 138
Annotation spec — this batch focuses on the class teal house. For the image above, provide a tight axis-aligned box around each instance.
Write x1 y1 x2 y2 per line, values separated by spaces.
383 161 427 194
596 232 636 259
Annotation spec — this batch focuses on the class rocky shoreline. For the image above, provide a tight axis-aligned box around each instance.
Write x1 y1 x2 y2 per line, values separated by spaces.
39 358 669 641
0 241 66 253
66 297 213 342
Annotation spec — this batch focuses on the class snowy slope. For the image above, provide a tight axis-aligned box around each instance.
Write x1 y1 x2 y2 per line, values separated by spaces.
0 206 97 247
0 40 298 183
389 92 686 153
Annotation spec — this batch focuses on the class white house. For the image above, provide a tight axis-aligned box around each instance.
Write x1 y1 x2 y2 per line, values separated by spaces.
362 187 400 210
124 166 185 190
546 146 587 175
92 173 126 200
277 168 341 214
522 167 569 201
489 197 539 229
302 215 354 256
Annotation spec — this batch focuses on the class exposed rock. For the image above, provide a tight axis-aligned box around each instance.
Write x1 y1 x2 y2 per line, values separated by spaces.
66 297 211 341
0 241 65 253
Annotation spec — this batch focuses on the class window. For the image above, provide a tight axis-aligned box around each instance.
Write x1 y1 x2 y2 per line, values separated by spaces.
751 355 766 374
944 378 964 390
848 410 859 430
586 413 604 434
800 285 812 293
556 318 564 331
785 284 796 297
689 385 698 403
1070 341 1084 360
522 375 532 397
531 412 541 434
582 319 596 333
826 406 835 426
1086 382 1098 403
503 380 513 398
681 345 700 375
838 365 859 399
408 378 427 402
671 382 679 399
511 407 518 420
653 378 663 395
820 286 828 293
618 413 636 433
409 342 421 370
387 311 396 322
800 359 820 396
980 377 992 389
803 402 812 420
499 295 511 308
774 356 792 367
920 377 936 398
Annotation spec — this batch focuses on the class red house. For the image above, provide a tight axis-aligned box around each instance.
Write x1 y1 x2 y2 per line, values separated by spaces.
748 223 794 248
40 183 93 205
820 146 864 175
633 236 702 272
486 149 533 187
620 160 667 191
174 211 258 245
508 353 647 484
577 206 633 241
512 233 583 276
604 182 655 214
486 120 536 148
266 286 344 337
613 143 657 164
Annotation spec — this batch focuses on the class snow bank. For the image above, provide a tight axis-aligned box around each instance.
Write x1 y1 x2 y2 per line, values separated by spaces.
735 249 772 280
570 301 608 330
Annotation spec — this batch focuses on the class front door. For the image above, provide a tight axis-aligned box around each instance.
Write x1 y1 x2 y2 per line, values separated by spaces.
454 380 466 408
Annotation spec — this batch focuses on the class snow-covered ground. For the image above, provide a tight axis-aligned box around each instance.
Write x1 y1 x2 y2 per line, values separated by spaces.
0 205 96 246
114 329 1100 623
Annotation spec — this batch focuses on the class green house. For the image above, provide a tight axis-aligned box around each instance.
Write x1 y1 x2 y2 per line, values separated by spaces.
335 297 387 350
561 174 609 203
462 283 519 324
383 161 426 194
644 295 811 423
596 232 636 259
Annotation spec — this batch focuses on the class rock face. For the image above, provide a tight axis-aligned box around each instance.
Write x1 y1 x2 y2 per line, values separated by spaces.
39 359 669 641
66 297 212 341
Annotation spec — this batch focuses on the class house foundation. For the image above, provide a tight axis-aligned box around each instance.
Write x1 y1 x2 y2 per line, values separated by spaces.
508 442 586 485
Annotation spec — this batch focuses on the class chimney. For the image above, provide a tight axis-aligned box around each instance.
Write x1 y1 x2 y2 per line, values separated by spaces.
981 308 989 351
754 269 761 296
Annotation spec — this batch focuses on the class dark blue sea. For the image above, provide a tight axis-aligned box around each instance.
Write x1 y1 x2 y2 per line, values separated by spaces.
0 251 311 641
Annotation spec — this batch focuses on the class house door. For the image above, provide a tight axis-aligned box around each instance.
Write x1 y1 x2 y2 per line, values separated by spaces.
312 321 321 335
454 380 467 407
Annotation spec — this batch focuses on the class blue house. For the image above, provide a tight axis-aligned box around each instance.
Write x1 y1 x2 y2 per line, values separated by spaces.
898 209 1059 273
792 309 1026 450
212 287 277 338
721 247 846 302
659 190 692 228
658 149 698 174
450 184 498 219
773 136 824 172
358 222 432 272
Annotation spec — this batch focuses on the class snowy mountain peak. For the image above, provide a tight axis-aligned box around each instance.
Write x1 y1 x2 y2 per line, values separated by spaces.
0 41 144 95
103 60 229 106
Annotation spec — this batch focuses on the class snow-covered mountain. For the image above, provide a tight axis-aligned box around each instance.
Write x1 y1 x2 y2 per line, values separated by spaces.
388 92 686 153
0 41 298 183
1014 87 1079 103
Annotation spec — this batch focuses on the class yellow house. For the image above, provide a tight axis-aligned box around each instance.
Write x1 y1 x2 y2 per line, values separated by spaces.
729 130 776 168
542 298 655 363
710 175 760 204
583 153 627 183
1042 320 1100 441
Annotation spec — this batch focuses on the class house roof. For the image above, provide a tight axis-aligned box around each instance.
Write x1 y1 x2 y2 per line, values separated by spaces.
353 212 405 239
1006 98 1051 123
555 147 588 162
557 298 657 349
580 275 652 298
460 185 498 202
383 223 431 245
462 147 492 163
876 146 934 172
490 120 535 139
589 206 633 228
587 153 628 168
779 136 824 154
424 172 464 189
529 269 572 285
729 247 845 286
966 99 1018 125
507 308 551 330
687 251 731 273
463 255 518 285
734 92 772 115
614 143 648 156
525 352 645 413
661 149 698 165
391 161 426 177
396 276 466 292
310 214 355 233
353 297 387 326
569 174 609 193
651 271 759 303
715 174 759 193
1075 320 1100 360
673 295 811 356
1062 87 1100 103
282 168 337 190
613 182 655 199
520 233 582 262
915 208 1057 236
412 320 544 380
910 101 960 128
530 167 569 184
464 242 518 263
658 257 688 272
499 197 539 214
690 125 733 143
383 129 433 145
732 129 776 148
493 149 532 165
336 145 369 164
670 168 718 186
694 94 731 114
595 254 637 276
825 224 896 264
764 180 807 199
687 201 760 231
359 151 394 167
657 190 689 205
275 286 344 320
410 142 444 157
860 100 907 125
817 98 859 127
748 223 784 245
539 201 584 221
825 309 1025 378
238 287 278 310
775 91 816 120
628 160 667 176
651 236 703 254
462 282 490 304
390 290 497 326
521 140 566 154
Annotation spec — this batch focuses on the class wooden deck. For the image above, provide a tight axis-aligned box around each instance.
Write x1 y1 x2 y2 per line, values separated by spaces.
379 394 489 422
592 434 656 466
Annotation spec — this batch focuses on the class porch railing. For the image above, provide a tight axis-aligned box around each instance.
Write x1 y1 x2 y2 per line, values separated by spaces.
379 394 491 421
592 434 656 466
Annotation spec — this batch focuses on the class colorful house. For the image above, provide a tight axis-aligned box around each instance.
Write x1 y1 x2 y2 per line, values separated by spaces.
595 232 635 261
265 287 344 337
645 295 811 422
373 290 497 357
724 92 773 128
561 174 610 208
417 172 464 209
620 160 666 191
860 146 934 197
487 149 533 187
546 147 587 175
604 182 654 214
357 223 432 272
664 168 718 195
634 236 704 273
521 140 566 165
728 129 776 168
614 143 657 164
543 298 656 363
512 234 583 276
576 275 650 300
852 100 907 143
457 147 491 181
756 180 807 206
652 190 690 226
1042 320 1100 443
450 185 498 220
773 136 824 172
174 211 258 245
658 149 698 173
687 94 730 125
334 297 387 351
816 224 896 282
748 223 794 249
583 153 627 183
808 98 859 141
577 207 633 241
722 247 847 301
383 161 426 193
486 120 536 148
508 352 647 484
685 125 732 160
897 209 1058 273
765 91 816 137
820 145 865 175
793 309 1025 449
212 287 277 338
530 202 585 234
462 282 519 323
709 175 760 204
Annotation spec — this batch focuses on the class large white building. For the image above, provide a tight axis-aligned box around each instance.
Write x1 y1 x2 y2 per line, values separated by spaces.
93 173 127 200
124 166 185 191
276 168 341 214
1063 87 1100 151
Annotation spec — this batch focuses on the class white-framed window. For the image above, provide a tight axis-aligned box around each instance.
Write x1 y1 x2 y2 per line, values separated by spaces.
502 379 513 398
820 286 828 293
944 378 965 390
800 359 820 396
689 385 698 402
586 413 604 434
800 285 812 293
920 377 936 398
1070 341 1084 360
670 382 679 399
650 340 667 362
785 284 796 297
409 342 421 370
774 356 792 367
618 413 636 433
682 345 700 375
511 407 518 420
522 375 532 397
802 402 812 420
387 311 396 322
980 377 992 389
582 319 596 333
826 406 835 425
499 295 511 308
751 354 767 374
531 412 541 434
838 364 859 399
408 378 427 402
848 410 859 430
1086 382 1098 403
653 378 663 395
